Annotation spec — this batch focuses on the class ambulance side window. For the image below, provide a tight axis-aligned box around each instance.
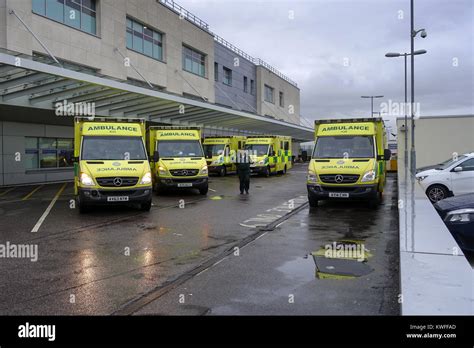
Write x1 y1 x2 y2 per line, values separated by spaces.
269 146 274 156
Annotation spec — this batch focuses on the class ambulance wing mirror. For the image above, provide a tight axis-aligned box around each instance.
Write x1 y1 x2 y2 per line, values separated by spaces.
152 151 160 162
378 149 391 161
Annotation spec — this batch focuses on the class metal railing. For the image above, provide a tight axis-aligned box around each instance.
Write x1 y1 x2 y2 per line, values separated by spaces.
158 0 210 31
214 34 256 63
255 58 298 87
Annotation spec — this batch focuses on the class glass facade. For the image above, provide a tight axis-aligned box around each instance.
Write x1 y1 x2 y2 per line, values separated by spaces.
183 46 206 77
25 137 74 169
126 17 163 61
33 0 97 35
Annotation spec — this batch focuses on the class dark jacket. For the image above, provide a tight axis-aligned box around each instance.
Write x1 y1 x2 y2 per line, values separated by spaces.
237 154 251 176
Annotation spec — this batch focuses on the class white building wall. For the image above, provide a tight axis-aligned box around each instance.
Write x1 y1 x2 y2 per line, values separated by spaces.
397 115 474 173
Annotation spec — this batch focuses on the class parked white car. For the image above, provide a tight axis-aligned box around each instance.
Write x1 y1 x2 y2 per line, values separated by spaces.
416 152 474 203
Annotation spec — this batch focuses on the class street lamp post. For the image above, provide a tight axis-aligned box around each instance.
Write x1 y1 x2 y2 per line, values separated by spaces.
409 0 427 175
361 95 384 117
385 49 427 173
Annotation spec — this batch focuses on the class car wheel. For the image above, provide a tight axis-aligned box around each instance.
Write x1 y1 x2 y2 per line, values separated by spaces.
426 184 449 203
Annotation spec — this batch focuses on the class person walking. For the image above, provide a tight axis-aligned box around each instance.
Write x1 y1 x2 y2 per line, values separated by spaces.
237 150 251 194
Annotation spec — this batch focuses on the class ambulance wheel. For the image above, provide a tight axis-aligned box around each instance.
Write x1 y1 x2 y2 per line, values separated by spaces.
140 200 152 211
219 166 226 177
369 192 382 209
199 186 208 195
264 166 270 177
308 195 318 208
78 198 90 214
154 183 165 195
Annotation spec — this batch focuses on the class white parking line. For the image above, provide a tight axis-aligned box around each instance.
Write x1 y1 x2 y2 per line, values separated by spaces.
31 183 67 233
209 188 217 192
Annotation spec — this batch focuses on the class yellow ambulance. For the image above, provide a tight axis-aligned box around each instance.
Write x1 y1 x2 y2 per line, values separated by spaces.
73 117 153 213
203 136 246 176
244 135 292 177
147 126 208 195
307 118 391 207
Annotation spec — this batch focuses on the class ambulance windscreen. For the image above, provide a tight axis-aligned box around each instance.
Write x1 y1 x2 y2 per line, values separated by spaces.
203 144 225 158
81 136 147 160
158 140 204 158
313 136 374 159
244 144 269 156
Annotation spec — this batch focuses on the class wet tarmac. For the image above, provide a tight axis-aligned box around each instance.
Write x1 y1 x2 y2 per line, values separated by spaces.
133 173 401 315
0 164 311 314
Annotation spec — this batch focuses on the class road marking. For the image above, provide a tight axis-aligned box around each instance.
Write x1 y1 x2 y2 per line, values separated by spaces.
239 196 307 228
0 187 15 197
22 185 43 201
31 183 67 233
208 188 216 192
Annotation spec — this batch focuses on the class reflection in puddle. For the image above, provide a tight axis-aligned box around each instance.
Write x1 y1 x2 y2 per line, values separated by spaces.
311 239 374 279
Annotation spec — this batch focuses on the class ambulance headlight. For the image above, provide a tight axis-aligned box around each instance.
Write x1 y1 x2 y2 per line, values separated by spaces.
158 166 169 176
80 172 94 186
361 170 376 182
307 170 318 183
139 172 152 185
200 165 208 175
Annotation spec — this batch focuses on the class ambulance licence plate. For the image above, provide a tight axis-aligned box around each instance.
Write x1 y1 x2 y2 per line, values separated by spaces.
107 196 129 202
178 183 193 187
329 192 349 198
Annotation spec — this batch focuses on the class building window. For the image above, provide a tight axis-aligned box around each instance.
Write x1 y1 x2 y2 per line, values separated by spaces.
126 17 163 61
243 76 248 93
223 67 232 86
25 137 74 169
279 91 284 107
32 0 97 35
264 84 274 103
250 79 255 95
183 45 206 77
214 62 218 81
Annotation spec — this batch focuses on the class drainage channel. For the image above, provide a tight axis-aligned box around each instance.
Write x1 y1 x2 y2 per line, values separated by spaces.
112 200 309 315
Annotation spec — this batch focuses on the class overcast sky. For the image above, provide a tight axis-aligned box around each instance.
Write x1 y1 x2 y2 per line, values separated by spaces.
180 0 473 126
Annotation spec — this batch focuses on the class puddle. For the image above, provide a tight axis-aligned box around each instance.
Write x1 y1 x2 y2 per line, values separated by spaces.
210 195 223 200
311 239 374 279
